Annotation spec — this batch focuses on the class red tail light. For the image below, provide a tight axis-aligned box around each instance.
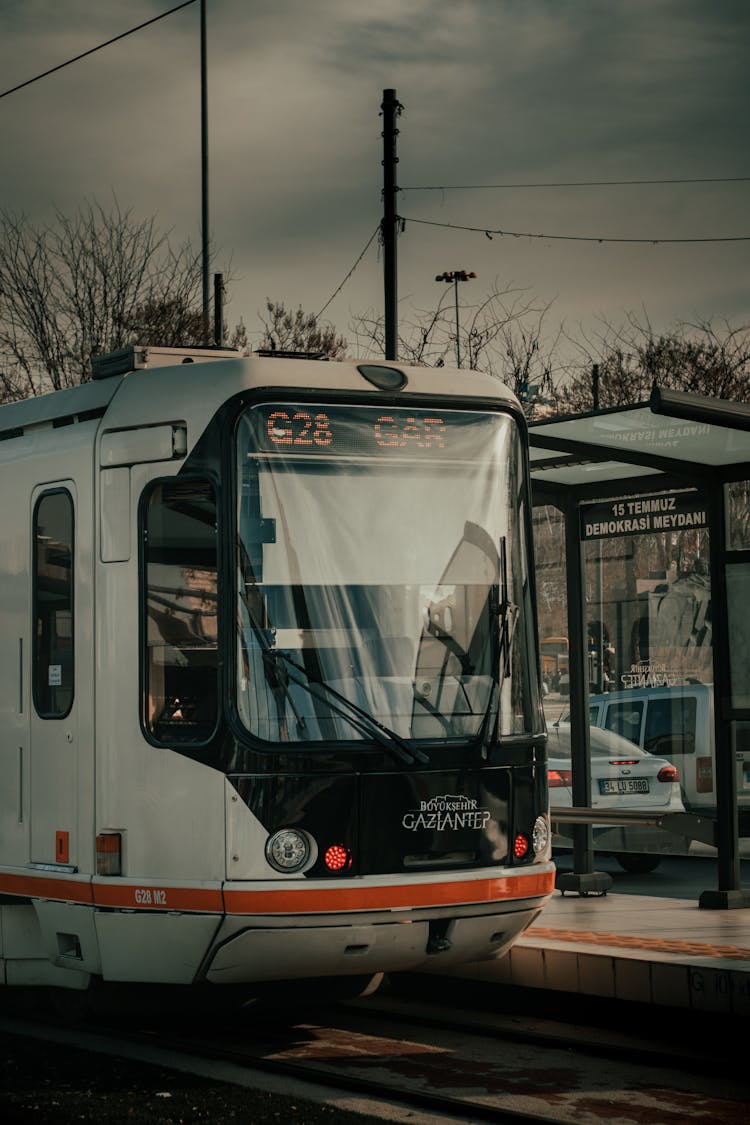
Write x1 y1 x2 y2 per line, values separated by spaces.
657 764 680 783
608 759 639 766
324 844 352 872
513 834 530 859
548 769 573 787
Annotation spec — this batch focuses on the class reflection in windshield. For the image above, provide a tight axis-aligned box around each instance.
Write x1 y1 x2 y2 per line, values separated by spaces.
236 404 540 744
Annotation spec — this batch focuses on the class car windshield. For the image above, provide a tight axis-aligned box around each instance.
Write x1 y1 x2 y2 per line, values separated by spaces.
235 402 541 745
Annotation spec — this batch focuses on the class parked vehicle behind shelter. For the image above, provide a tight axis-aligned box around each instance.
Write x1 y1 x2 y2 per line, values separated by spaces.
547 721 685 871
587 683 750 816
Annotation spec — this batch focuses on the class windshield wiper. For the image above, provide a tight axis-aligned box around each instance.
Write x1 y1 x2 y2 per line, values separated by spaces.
239 579 426 764
260 646 310 739
479 539 520 753
267 648 429 766
497 537 520 680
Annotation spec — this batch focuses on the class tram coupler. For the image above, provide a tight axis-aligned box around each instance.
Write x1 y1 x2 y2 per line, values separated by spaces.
426 919 453 954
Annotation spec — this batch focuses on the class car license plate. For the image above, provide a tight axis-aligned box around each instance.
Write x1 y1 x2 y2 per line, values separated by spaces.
599 778 649 795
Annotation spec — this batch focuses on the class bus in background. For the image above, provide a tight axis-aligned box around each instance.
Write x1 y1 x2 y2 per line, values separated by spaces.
541 636 568 692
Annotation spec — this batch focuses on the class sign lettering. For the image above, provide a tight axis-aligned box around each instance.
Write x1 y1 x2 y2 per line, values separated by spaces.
134 887 168 907
401 794 492 832
580 491 708 541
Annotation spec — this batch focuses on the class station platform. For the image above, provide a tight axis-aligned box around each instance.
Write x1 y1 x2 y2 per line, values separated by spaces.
452 888 750 1016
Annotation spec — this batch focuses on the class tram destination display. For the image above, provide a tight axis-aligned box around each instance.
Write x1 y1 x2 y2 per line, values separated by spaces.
247 403 500 460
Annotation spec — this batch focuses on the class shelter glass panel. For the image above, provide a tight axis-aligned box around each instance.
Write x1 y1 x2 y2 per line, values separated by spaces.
726 563 750 709
535 492 716 862
726 481 750 550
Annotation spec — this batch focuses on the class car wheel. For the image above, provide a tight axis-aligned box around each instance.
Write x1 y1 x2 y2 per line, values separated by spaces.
615 852 661 874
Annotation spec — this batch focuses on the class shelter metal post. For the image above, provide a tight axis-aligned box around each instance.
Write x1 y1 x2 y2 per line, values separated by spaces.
700 480 750 908
555 496 613 896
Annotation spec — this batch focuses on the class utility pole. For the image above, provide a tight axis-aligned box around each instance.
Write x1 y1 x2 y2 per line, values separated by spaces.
213 273 224 347
592 362 600 411
200 0 210 343
381 89 402 361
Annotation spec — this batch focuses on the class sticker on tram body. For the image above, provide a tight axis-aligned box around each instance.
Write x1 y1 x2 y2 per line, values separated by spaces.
133 887 168 906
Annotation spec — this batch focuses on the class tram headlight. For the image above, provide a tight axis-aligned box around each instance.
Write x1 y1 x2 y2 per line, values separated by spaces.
265 829 311 873
532 815 550 855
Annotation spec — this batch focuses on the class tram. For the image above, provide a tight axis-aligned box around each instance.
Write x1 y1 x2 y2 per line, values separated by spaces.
0 346 553 995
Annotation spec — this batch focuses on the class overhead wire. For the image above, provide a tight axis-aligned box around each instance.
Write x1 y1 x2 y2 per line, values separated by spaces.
402 176 750 190
316 224 381 319
400 215 750 244
0 1 197 100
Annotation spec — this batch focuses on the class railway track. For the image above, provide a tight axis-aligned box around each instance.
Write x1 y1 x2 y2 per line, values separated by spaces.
2 983 747 1124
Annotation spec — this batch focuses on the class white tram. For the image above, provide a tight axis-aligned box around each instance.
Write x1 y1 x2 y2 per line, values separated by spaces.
0 347 553 995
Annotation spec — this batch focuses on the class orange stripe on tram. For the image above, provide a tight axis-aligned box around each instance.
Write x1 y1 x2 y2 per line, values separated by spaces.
1 868 553 916
0 871 94 904
92 883 224 912
223 869 555 916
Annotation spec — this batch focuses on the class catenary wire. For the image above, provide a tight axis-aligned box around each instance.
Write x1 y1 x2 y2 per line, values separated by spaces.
316 224 381 319
401 215 750 244
402 176 750 190
0 1 197 100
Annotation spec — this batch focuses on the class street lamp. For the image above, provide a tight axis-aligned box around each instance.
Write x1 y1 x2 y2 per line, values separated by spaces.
436 270 476 368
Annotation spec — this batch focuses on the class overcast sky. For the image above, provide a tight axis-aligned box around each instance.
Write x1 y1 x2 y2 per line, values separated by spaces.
1 0 748 369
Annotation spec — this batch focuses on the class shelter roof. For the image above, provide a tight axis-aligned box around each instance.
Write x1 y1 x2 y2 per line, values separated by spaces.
528 386 750 501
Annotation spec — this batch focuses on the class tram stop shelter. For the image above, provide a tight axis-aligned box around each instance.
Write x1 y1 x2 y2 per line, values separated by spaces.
529 386 750 909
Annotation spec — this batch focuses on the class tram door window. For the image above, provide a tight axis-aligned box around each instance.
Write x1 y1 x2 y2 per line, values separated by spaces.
143 479 218 744
33 489 74 719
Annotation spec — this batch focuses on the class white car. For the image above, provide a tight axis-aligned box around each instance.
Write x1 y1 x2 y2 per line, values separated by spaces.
546 721 685 872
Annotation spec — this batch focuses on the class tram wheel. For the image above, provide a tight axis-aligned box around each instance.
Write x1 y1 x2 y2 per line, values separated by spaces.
615 852 661 874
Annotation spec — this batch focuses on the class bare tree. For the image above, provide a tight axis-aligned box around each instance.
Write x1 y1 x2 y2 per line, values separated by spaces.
125 296 206 349
0 199 205 400
257 300 347 359
555 313 750 414
350 282 562 412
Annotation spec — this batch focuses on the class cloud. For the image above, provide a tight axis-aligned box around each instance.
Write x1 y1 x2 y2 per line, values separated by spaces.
1 0 748 358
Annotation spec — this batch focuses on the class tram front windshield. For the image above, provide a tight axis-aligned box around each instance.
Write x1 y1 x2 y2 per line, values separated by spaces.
236 402 540 745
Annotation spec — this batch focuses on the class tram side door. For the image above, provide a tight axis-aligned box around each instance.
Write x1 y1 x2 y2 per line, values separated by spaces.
29 484 79 868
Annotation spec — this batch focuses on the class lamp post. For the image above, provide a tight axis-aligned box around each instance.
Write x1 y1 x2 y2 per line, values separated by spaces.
435 270 476 368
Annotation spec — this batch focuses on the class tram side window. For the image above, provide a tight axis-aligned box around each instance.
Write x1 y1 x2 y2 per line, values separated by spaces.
143 479 218 744
33 490 74 719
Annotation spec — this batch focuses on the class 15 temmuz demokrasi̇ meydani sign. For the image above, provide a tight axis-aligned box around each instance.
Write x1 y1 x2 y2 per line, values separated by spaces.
580 491 708 541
